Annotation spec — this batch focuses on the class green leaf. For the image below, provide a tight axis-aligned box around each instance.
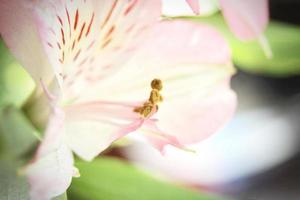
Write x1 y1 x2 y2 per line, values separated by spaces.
186 15 300 77
0 160 30 200
68 158 224 200
0 106 39 159
0 39 35 108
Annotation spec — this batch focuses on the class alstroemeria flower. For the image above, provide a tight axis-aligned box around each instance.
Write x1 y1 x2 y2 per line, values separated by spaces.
1 0 236 199
163 0 272 58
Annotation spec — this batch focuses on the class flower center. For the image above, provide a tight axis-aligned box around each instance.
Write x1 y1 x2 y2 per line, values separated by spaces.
134 79 163 118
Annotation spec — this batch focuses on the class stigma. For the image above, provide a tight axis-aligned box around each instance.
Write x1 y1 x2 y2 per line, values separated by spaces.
134 79 163 118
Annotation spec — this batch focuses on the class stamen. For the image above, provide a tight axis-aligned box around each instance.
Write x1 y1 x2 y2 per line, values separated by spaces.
134 79 163 118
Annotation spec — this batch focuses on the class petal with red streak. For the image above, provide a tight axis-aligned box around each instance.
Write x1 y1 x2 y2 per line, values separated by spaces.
33 0 161 98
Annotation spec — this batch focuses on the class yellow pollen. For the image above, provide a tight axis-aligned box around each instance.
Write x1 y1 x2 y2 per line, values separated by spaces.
134 79 163 118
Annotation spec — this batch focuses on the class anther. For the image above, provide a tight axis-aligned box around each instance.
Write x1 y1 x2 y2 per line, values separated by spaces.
134 79 163 118
151 79 163 91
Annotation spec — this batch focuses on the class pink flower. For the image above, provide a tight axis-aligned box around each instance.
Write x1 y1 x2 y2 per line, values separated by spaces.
163 0 272 58
0 0 236 199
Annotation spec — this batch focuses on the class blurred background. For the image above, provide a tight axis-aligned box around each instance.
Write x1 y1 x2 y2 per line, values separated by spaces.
202 0 300 199
0 0 299 200
221 0 300 199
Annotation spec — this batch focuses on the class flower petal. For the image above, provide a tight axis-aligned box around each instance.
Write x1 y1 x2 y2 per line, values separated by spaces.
142 119 186 154
186 0 200 14
25 106 77 200
220 0 268 40
64 101 143 161
83 20 236 146
0 0 54 83
33 0 161 98
162 0 197 16
82 20 233 101
162 0 219 16
156 79 237 144
26 145 75 200
220 0 272 58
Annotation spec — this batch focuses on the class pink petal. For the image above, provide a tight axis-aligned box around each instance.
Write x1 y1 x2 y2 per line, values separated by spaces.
64 101 143 161
33 0 161 98
0 0 55 84
25 106 77 200
220 0 272 58
84 20 233 102
143 119 186 154
145 20 231 64
94 20 236 145
84 20 236 146
26 145 75 200
156 79 237 144
186 0 200 14
220 0 269 40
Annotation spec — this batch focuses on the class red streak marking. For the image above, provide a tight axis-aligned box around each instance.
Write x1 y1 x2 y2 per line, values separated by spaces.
59 51 64 63
73 49 81 61
57 15 63 26
74 9 79 30
124 0 138 16
113 46 121 51
103 64 112 69
126 47 136 52
47 42 53 48
134 25 147 37
104 26 115 40
57 42 62 50
79 57 88 66
75 68 83 77
85 75 96 82
87 40 95 50
72 40 76 50
101 0 117 29
77 22 86 42
49 28 56 36
101 38 112 49
61 28 66 45
89 57 95 64
85 13 94 37
62 51 65 62
66 80 74 87
65 7 72 37
126 25 135 33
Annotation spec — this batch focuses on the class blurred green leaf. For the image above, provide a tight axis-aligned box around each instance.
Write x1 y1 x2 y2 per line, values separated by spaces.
187 15 300 77
0 160 30 200
0 39 35 108
69 158 223 200
0 106 38 159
